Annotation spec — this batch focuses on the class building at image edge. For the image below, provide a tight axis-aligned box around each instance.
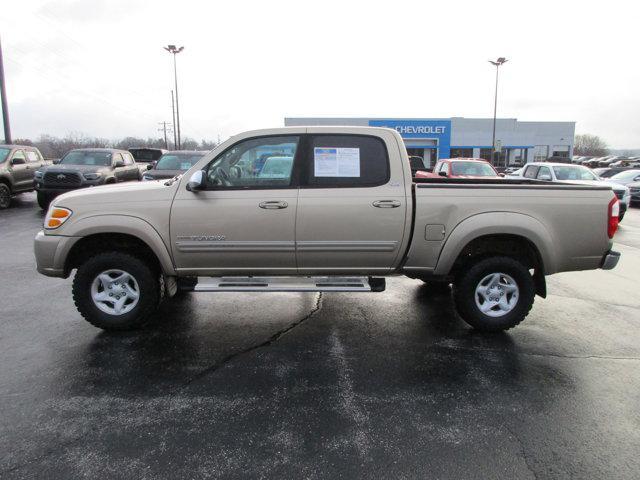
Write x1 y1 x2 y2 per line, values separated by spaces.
284 117 575 168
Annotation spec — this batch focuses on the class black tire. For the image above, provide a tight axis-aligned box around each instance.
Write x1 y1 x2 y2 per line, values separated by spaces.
72 251 161 331
0 183 11 209
452 256 535 332
37 191 51 210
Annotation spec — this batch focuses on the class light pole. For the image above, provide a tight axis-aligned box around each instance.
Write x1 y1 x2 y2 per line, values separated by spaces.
0 36 11 144
164 45 184 149
489 57 508 166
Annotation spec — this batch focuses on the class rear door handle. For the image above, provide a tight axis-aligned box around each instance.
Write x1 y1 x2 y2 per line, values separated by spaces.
372 200 401 208
259 201 288 209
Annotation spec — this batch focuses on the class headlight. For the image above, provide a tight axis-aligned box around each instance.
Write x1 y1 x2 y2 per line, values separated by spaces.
83 172 102 180
44 207 73 229
34 170 43 179
142 174 154 181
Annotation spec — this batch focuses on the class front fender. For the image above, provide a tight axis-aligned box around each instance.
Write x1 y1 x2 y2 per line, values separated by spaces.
65 214 176 275
433 211 557 276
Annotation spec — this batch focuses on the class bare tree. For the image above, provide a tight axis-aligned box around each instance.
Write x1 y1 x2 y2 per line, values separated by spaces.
180 137 199 150
199 139 218 150
574 134 608 156
15 133 219 158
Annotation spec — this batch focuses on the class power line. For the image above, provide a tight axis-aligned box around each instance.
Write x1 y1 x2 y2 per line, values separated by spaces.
158 121 173 149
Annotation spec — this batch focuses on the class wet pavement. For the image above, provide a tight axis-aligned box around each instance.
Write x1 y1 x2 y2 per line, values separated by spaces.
1 192 639 479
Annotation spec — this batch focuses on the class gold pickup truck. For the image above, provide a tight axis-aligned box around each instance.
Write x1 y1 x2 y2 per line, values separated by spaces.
34 127 621 332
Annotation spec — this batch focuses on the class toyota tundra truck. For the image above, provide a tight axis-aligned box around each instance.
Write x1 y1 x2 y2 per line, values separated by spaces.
34 127 621 332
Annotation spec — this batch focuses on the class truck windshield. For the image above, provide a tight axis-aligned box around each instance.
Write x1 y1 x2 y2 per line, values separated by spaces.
451 162 497 176
0 148 10 163
155 153 204 171
60 151 112 166
553 166 598 181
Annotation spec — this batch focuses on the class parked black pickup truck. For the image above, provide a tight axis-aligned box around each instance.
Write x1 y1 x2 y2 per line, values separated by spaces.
0 144 48 209
34 148 141 209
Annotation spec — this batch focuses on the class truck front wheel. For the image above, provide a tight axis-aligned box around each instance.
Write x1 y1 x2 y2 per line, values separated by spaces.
72 251 162 331
453 256 535 332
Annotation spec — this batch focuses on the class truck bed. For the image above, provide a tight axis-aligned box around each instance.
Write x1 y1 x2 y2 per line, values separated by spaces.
403 178 615 277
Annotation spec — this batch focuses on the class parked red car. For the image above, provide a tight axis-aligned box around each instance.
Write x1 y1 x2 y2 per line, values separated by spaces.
415 158 501 179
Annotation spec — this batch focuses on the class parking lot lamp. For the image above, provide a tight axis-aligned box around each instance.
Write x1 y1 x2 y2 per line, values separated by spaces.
164 45 184 149
489 57 508 165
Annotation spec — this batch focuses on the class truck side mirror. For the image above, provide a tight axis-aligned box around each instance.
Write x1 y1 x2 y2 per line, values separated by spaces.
52 158 60 164
11 157 26 165
146 163 154 170
186 170 205 191
438 170 447 177
114 160 125 168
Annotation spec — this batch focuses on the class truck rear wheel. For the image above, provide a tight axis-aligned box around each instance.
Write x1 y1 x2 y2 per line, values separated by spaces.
72 251 161 331
453 256 535 332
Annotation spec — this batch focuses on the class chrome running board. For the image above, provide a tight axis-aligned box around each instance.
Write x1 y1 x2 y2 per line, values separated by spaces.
193 276 385 292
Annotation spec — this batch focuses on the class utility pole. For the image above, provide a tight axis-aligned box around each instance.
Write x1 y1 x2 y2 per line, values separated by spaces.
0 37 12 144
170 90 177 150
158 122 173 149
489 57 508 167
164 45 184 149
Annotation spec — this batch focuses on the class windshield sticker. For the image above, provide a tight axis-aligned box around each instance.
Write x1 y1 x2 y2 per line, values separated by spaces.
313 147 360 177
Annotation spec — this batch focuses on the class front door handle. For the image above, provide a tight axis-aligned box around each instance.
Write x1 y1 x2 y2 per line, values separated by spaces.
259 201 288 209
372 200 401 208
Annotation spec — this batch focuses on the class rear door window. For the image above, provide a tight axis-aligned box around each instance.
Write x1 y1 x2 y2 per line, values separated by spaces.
536 166 552 180
303 135 389 187
26 151 40 163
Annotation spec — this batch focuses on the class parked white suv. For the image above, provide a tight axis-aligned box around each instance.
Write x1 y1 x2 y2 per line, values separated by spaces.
515 162 630 220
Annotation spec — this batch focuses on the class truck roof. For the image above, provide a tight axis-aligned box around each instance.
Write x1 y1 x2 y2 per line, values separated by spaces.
236 126 398 137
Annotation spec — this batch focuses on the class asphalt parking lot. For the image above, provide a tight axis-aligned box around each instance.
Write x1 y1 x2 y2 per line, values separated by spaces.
1 193 639 479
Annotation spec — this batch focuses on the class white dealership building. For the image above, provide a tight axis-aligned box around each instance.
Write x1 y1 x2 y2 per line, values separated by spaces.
284 117 575 168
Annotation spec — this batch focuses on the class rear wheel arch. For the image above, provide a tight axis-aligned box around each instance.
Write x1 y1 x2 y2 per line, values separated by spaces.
434 213 555 278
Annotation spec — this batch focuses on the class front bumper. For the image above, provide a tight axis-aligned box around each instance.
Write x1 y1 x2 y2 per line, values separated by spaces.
34 230 80 278
601 250 621 270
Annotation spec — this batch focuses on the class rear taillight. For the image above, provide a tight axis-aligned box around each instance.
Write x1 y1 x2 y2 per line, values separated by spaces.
608 195 619 239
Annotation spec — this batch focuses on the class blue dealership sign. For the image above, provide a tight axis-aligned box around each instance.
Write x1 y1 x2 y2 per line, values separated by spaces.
368 119 451 159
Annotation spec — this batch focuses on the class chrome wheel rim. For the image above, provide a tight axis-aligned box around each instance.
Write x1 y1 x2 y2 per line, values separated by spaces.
474 272 519 317
91 269 140 316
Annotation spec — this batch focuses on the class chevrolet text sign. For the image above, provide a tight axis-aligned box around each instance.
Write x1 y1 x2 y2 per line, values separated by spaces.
395 125 446 135
368 119 452 159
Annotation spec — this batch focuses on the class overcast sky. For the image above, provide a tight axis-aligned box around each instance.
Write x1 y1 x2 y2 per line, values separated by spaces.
1 0 638 147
